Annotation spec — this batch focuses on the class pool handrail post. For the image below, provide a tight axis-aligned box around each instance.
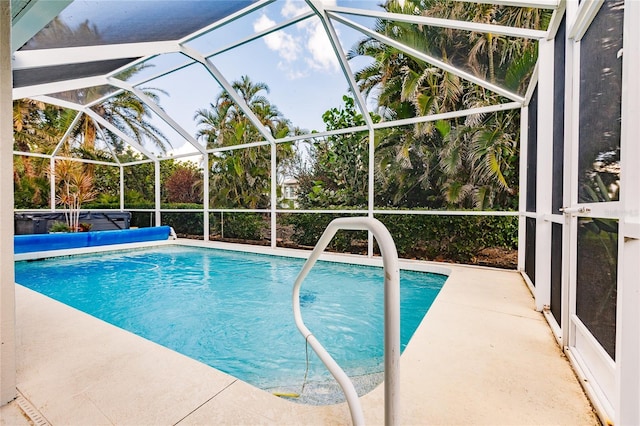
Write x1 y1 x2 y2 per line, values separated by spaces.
292 217 400 426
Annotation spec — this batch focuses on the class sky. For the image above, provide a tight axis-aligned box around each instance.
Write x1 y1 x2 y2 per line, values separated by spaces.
148 0 382 158
24 0 383 159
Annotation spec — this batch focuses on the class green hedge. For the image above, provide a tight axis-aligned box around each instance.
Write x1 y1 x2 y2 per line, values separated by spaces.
376 214 518 262
211 212 266 241
84 202 268 240
87 203 518 264
161 212 204 235
131 211 156 228
282 212 518 262
280 212 369 253
139 210 266 240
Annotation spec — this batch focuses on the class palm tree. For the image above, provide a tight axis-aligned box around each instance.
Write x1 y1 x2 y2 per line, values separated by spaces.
14 88 172 209
194 76 294 209
418 0 545 90
13 101 76 208
18 15 171 155
13 99 69 152
13 61 171 208
91 87 171 153
348 0 546 209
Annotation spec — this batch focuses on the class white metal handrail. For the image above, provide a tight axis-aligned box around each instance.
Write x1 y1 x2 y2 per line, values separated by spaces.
292 217 400 426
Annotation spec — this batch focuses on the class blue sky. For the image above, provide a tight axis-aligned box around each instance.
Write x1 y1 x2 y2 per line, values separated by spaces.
153 0 382 158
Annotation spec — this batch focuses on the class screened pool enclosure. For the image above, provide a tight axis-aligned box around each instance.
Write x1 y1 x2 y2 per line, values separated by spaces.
2 0 640 424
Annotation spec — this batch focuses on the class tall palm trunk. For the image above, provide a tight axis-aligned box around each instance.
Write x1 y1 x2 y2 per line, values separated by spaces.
487 33 496 84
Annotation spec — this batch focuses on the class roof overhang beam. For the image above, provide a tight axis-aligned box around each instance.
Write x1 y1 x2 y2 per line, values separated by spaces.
12 151 119 167
12 75 108 99
83 109 156 160
208 140 270 154
275 126 370 144
12 41 179 70
47 155 118 167
329 6 547 40
121 158 155 167
93 122 122 165
568 0 604 41
545 0 567 40
373 101 522 130
205 10 315 58
523 61 539 107
109 12 315 94
51 111 83 156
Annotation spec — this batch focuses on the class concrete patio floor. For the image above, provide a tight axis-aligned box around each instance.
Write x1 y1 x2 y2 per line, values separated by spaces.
2 243 597 425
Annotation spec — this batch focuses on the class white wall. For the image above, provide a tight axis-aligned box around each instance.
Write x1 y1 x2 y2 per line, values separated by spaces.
0 0 17 406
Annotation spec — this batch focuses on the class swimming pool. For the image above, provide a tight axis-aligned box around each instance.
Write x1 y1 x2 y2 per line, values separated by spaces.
14 245 445 404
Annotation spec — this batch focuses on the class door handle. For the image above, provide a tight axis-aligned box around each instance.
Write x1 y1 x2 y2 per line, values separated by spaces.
559 206 591 214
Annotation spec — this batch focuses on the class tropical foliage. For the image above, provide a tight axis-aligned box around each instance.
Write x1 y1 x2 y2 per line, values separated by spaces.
194 76 294 209
164 163 203 204
13 86 170 209
54 160 97 231
340 0 548 210
10 0 545 265
296 96 374 208
282 212 517 263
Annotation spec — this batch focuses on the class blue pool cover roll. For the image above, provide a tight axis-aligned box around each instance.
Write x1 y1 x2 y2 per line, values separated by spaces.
14 226 172 254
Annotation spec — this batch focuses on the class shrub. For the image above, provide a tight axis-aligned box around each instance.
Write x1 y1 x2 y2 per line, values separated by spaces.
213 212 266 241
282 212 518 263
161 211 204 235
376 214 518 262
49 221 70 233
280 212 368 253
165 167 202 203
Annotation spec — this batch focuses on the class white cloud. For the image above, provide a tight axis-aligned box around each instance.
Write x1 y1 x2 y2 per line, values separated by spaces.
281 0 310 18
281 0 337 18
252 2 341 79
319 0 338 8
303 20 339 72
277 61 307 80
253 13 274 32
253 13 300 63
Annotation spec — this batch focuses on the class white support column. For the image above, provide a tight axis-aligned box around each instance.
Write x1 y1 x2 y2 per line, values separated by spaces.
615 1 640 423
0 0 17 406
50 157 56 210
154 160 161 227
203 154 209 241
564 0 581 353
560 1 575 351
119 166 124 211
534 38 555 312
270 142 277 249
517 106 528 271
367 128 375 257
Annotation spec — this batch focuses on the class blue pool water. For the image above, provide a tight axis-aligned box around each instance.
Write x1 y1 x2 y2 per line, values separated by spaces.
15 245 445 402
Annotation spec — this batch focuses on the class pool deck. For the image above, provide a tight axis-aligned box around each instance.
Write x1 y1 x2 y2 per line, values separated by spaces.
2 241 597 425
